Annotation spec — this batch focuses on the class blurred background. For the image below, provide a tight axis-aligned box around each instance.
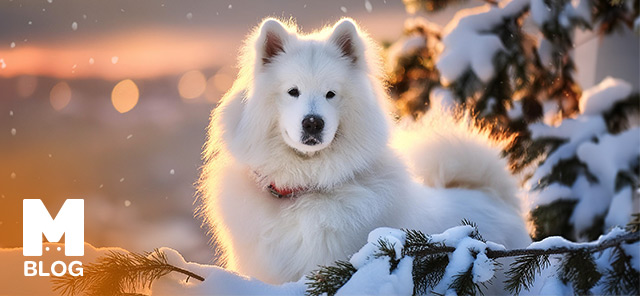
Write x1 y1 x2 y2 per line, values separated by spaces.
0 0 637 264
0 0 417 264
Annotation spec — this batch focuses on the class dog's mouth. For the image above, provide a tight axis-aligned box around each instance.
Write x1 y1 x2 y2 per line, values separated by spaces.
301 134 322 146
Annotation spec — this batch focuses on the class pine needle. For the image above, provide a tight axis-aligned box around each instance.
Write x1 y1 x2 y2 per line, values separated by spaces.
51 249 204 296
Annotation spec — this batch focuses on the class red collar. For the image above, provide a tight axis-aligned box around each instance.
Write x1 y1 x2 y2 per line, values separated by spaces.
268 183 305 199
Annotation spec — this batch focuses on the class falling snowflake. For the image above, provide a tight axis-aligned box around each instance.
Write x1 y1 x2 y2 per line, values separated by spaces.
186 12 193 20
71 21 78 31
124 200 131 207
10 128 16 136
10 42 15 48
120 177 125 182
82 14 87 19
170 169 175 175
10 172 16 179
340 6 347 13
9 110 13 116
89 57 94 65
47 0 52 3
1 58 6 69
228 4 232 9
48 154 52 158
365 0 373 12
28 21 32 25
111 56 119 64
126 134 133 139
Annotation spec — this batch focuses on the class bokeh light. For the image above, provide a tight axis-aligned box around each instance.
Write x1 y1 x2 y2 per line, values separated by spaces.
178 70 206 99
111 79 139 113
49 81 71 111
212 67 235 93
16 76 38 98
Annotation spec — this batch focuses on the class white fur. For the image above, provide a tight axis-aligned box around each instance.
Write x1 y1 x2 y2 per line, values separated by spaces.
198 18 531 286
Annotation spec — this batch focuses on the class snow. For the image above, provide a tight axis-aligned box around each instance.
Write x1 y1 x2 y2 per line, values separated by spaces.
530 183 574 208
10 41 16 48
11 128 16 136
530 0 551 27
579 77 633 116
570 183 610 236
1 58 7 69
433 236 488 293
430 87 456 113
112 56 119 64
340 6 347 13
430 225 474 247
537 38 553 68
350 227 406 268
472 252 495 283
577 127 640 194
528 116 607 184
71 21 78 31
152 248 306 295
337 257 414 295
124 200 131 207
364 0 373 13
604 186 633 230
436 0 528 84
170 169 175 175
507 99 523 119
186 12 193 20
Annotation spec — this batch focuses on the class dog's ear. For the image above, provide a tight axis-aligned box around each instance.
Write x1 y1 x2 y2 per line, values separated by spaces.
329 19 365 65
256 19 290 66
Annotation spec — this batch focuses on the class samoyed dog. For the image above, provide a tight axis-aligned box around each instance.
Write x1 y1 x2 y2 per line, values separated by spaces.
198 18 531 286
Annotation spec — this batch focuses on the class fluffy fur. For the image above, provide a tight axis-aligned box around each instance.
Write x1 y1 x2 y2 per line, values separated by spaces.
198 18 531 285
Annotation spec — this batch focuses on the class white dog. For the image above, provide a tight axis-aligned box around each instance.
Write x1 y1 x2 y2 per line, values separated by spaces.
198 18 531 287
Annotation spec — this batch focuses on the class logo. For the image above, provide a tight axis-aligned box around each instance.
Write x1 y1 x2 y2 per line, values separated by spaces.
23 199 84 277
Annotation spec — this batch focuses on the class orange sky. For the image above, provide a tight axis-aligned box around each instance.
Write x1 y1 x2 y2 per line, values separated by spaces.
0 27 238 80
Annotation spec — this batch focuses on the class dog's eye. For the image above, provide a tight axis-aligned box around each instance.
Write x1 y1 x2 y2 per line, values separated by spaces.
325 91 336 99
287 88 300 97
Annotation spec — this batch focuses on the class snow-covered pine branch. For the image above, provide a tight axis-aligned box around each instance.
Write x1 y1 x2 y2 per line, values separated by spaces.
528 77 639 242
52 220 639 295
306 223 639 296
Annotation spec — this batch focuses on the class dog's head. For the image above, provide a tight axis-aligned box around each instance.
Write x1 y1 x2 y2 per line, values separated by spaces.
257 18 372 154
208 18 390 188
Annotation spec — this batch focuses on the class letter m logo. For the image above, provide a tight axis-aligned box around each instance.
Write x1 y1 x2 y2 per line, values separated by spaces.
23 199 84 256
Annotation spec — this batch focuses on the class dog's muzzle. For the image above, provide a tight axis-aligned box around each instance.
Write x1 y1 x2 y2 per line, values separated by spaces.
301 115 324 146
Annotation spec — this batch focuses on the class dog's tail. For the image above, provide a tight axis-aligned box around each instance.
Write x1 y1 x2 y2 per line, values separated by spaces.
392 107 521 211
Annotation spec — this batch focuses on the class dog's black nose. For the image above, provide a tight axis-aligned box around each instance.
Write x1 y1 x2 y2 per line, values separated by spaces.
302 115 324 135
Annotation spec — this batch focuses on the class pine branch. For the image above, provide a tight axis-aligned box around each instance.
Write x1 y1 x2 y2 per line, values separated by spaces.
504 254 550 295
601 245 640 295
306 261 357 296
559 250 602 294
306 226 639 295
485 231 639 259
412 254 449 295
51 249 204 296
448 264 486 296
